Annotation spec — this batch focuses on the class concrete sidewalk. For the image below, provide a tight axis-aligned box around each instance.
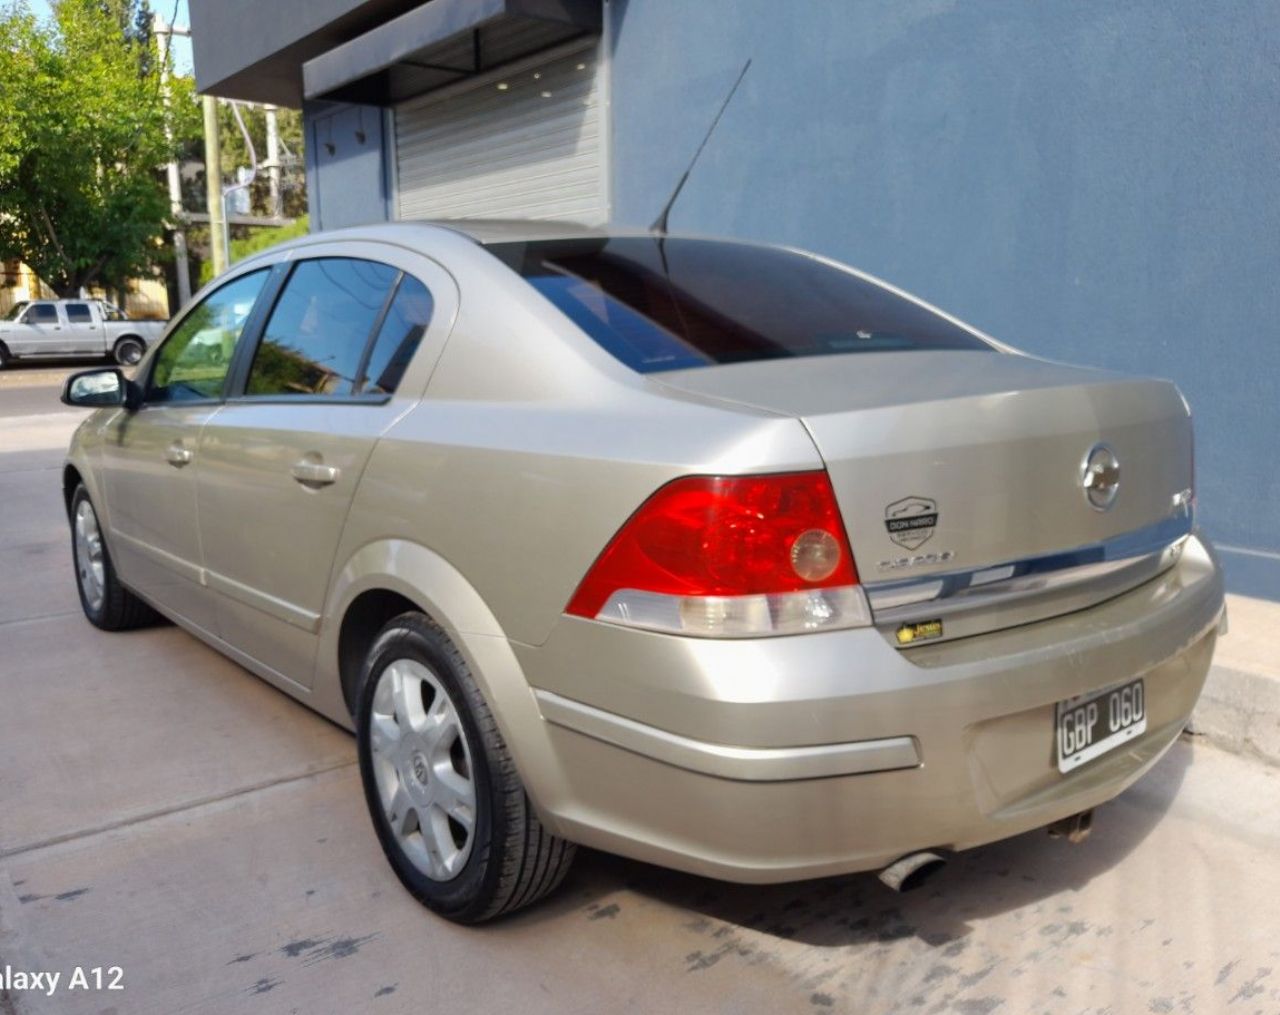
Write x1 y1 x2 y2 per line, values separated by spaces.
0 413 87 454
1189 593 1280 767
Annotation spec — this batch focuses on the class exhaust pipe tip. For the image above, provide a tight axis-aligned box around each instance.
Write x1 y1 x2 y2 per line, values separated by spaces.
1047 809 1094 844
878 851 947 893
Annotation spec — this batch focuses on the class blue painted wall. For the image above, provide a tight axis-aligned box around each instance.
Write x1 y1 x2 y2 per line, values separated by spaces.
304 100 392 231
608 0 1280 598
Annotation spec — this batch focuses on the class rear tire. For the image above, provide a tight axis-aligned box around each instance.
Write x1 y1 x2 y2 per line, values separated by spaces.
356 612 576 923
0 342 10 369
70 485 159 631
113 336 145 366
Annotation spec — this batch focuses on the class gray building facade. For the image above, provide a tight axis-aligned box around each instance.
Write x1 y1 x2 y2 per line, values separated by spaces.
191 0 1280 600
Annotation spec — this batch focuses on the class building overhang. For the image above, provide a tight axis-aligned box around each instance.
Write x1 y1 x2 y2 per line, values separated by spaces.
303 0 601 106
190 0 429 107
190 0 601 108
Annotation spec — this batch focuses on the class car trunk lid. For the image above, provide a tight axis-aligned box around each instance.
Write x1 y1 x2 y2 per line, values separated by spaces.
654 351 1194 643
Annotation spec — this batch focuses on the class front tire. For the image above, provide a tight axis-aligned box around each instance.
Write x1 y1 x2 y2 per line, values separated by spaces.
356 612 576 923
70 485 158 630
113 336 145 366
0 342 10 369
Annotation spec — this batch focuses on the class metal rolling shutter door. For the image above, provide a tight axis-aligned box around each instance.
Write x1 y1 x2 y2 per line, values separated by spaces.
394 46 606 224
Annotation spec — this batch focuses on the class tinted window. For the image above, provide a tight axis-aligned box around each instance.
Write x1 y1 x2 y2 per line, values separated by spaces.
28 303 58 324
488 237 991 373
360 276 433 395
246 258 397 397
149 270 269 402
65 302 92 323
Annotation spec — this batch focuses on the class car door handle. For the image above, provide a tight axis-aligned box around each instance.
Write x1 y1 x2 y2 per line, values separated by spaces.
291 459 340 488
166 442 193 467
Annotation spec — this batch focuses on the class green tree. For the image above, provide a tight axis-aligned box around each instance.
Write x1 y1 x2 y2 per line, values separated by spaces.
0 0 181 296
197 215 309 286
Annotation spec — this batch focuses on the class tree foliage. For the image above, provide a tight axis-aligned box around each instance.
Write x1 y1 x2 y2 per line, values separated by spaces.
0 0 185 296
198 215 310 286
216 102 307 219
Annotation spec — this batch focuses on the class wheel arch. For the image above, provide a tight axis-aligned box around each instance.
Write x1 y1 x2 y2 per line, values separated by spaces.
63 456 109 525
324 538 507 717
62 462 84 520
319 537 573 833
336 587 421 715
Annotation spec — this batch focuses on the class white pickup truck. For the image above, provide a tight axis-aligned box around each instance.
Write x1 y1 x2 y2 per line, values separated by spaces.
0 299 167 368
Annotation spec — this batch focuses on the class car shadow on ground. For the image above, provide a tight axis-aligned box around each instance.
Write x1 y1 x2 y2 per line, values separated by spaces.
513 740 1193 952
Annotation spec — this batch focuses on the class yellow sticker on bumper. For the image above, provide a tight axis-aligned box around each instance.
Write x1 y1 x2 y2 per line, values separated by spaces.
896 619 943 645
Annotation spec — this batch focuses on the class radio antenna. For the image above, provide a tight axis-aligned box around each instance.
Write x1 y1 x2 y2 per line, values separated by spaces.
649 58 752 234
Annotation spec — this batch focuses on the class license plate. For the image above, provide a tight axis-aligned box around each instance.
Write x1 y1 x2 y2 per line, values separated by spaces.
1055 678 1146 773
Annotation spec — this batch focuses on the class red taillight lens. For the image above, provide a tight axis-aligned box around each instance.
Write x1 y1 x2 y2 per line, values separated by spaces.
566 472 863 636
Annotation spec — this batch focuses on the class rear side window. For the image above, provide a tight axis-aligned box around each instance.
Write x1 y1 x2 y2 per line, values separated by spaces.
149 270 270 402
360 275 433 396
245 258 397 398
65 303 92 323
487 237 991 373
28 303 58 324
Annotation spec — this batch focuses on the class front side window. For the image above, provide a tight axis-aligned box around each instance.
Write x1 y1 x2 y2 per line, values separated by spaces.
245 258 398 397
148 270 269 403
28 303 58 324
488 237 992 373
65 302 92 324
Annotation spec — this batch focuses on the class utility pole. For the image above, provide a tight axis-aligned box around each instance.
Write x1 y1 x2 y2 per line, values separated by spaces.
264 105 283 219
153 13 193 305
204 95 227 277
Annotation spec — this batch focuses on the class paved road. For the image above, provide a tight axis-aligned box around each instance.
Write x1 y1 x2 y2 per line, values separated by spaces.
0 387 71 419
1 385 1278 1015
0 361 124 417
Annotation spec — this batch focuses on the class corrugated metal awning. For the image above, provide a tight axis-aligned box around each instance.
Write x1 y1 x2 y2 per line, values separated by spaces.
302 0 601 105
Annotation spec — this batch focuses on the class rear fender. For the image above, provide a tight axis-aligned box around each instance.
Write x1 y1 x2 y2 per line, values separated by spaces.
317 538 575 832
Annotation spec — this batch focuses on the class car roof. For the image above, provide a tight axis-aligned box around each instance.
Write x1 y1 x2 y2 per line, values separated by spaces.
232 220 654 273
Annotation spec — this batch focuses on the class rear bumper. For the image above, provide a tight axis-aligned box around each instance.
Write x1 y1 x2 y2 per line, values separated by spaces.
510 534 1224 883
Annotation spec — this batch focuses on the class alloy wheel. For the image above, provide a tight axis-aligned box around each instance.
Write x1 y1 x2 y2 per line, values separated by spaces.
74 499 106 613
368 658 477 881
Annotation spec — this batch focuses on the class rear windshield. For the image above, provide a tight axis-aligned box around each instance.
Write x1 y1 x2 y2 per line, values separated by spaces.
486 237 991 373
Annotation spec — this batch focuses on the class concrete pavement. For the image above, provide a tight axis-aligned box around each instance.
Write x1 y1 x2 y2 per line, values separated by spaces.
1 381 1279 1015
1190 595 1280 767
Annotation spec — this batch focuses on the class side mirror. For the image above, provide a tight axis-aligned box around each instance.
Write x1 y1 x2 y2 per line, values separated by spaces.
61 368 139 410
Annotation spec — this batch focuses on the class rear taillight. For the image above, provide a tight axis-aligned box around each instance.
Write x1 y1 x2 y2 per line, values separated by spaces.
566 471 870 637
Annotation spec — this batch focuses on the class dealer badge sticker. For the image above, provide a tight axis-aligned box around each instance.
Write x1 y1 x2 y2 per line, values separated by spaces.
884 496 938 550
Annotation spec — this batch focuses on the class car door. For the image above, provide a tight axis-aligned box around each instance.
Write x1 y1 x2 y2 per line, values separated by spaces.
99 268 273 634
195 244 456 689
11 302 65 355
62 301 103 356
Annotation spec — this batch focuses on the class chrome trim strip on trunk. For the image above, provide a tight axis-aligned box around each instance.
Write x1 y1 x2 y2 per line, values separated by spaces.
866 509 1194 642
